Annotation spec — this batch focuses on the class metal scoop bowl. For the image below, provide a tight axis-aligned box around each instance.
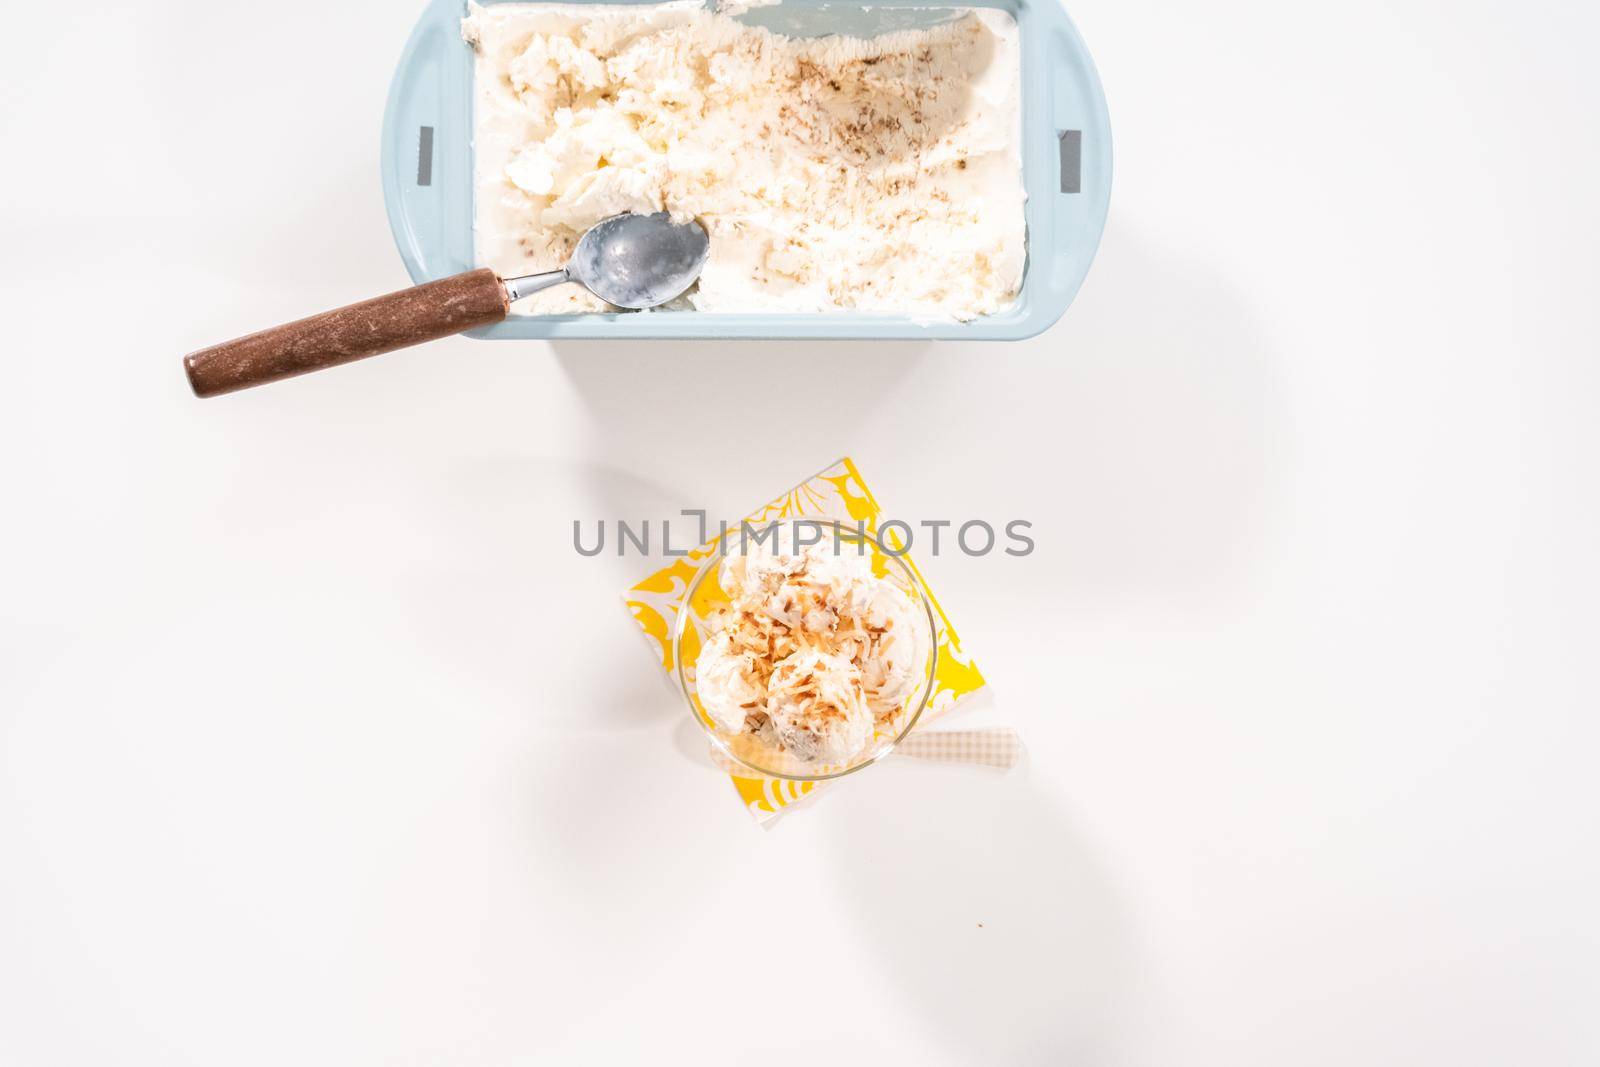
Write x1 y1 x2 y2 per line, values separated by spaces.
183 212 709 398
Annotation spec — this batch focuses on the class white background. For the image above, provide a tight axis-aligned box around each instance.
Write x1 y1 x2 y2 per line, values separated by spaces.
3 0 1597 1063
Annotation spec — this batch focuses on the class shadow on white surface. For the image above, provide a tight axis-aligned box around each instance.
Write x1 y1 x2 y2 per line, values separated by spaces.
670 713 723 770
550 338 930 482
1039 222 1284 604
355 454 697 730
823 764 1134 1063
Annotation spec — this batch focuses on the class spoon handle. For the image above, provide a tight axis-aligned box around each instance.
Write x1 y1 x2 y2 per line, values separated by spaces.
182 268 509 398
892 728 1024 770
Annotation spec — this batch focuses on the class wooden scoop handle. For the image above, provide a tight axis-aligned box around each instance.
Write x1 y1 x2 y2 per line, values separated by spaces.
183 268 509 398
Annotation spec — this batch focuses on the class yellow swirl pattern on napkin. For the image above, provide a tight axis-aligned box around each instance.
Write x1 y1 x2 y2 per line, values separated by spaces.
623 457 987 822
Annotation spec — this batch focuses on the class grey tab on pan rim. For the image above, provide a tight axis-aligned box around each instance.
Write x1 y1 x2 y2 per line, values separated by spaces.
1058 130 1081 194
417 126 435 187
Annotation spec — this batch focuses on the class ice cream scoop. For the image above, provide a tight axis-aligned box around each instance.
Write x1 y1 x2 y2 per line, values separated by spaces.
850 580 926 718
720 524 875 603
694 630 765 733
765 649 874 765
182 212 709 397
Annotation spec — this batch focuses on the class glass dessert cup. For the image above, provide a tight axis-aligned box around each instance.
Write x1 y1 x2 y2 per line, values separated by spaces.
673 527 940 782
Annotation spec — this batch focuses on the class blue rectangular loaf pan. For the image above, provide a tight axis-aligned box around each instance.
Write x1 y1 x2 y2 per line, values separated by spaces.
381 0 1111 340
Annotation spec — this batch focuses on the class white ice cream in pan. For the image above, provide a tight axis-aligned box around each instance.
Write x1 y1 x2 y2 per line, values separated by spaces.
463 2 1025 320
690 523 932 767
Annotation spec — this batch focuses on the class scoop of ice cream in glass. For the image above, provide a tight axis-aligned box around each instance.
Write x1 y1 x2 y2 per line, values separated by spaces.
674 521 939 781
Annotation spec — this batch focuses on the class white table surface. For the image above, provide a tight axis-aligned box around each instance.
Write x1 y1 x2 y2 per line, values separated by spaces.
3 1 1598 1063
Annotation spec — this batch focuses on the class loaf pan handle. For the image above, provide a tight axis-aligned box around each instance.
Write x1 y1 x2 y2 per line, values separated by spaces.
1048 6 1113 268
381 0 476 287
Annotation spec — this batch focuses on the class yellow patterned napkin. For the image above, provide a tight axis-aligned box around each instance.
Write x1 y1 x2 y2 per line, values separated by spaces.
623 457 988 823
